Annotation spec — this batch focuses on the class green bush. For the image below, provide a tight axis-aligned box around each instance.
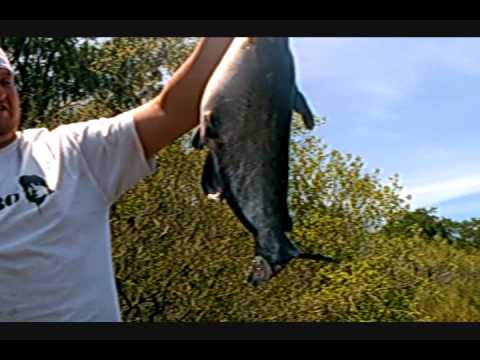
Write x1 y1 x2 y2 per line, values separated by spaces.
5 36 480 322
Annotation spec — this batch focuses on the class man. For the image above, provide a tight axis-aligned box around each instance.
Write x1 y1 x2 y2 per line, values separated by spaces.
0 38 234 321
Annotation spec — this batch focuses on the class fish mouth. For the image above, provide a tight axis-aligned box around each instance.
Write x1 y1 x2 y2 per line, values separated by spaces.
246 241 301 286
246 256 283 287
246 252 340 287
0 104 8 112
247 256 274 286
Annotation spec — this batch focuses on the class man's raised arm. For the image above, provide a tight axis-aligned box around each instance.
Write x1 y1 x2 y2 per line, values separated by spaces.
132 37 234 160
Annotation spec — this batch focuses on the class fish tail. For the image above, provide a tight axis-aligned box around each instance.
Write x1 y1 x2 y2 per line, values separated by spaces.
297 252 340 264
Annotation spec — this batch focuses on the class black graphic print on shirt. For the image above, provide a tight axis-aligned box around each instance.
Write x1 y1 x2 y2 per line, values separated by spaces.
18 175 54 207
0 175 54 212
0 192 20 211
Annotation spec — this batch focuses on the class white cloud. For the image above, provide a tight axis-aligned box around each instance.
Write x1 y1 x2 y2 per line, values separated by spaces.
290 38 480 218
402 176 480 209
363 80 402 100
434 193 480 220
291 38 423 123
291 37 480 104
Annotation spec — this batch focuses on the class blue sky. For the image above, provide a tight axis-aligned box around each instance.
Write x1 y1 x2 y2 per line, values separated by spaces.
289 37 480 221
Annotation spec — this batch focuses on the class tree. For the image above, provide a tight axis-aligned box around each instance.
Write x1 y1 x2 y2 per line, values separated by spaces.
0 37 195 129
384 207 458 243
0 37 100 129
6 37 480 322
289 118 409 259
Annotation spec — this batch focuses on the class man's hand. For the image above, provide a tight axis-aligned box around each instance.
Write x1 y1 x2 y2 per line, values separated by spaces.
132 37 234 160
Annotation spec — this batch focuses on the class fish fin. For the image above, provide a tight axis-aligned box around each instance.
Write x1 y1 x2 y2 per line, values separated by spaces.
201 152 225 200
204 112 220 140
192 127 204 149
192 112 220 150
293 86 315 130
297 252 340 264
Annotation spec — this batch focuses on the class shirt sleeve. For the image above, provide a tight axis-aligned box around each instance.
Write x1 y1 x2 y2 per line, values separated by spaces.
52 111 157 205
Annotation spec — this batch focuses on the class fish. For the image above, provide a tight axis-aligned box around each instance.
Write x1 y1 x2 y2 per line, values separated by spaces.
192 37 335 286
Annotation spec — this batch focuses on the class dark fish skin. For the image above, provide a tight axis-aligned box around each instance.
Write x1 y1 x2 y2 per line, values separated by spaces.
193 38 333 286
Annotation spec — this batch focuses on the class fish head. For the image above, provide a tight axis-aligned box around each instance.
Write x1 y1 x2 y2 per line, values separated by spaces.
246 256 286 287
247 256 276 287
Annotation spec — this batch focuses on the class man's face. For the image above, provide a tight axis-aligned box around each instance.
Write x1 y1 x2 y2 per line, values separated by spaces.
0 68 21 145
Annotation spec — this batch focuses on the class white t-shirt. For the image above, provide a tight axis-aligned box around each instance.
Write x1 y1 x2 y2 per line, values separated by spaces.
0 111 156 321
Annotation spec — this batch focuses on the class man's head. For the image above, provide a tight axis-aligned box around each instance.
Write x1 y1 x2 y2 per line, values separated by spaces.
0 48 21 148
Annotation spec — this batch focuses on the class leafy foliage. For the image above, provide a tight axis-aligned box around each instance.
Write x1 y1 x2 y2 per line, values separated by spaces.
3 37 480 322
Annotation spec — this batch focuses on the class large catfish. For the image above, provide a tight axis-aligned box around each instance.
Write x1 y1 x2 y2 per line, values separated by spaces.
193 37 333 286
